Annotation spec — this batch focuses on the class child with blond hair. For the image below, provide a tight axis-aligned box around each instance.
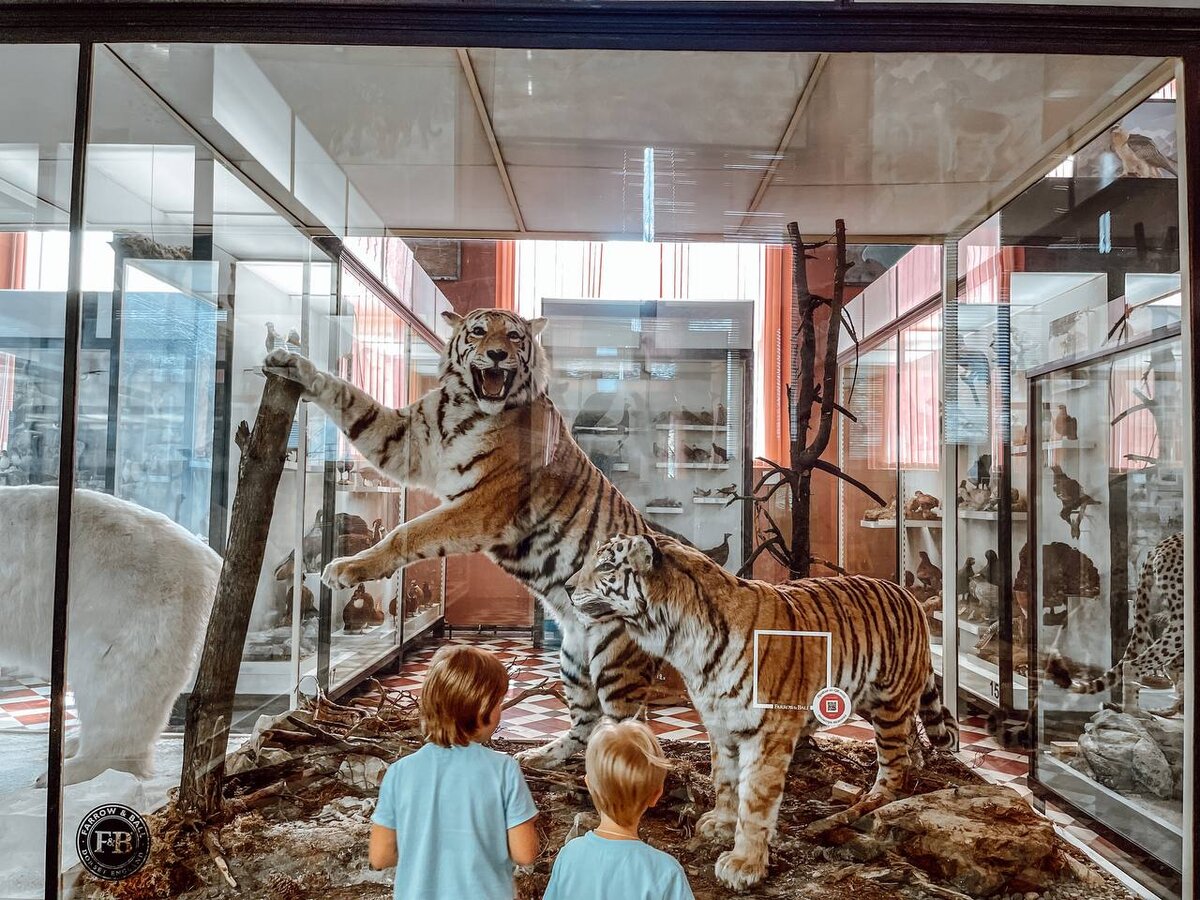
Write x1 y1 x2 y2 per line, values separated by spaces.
544 719 694 900
368 644 539 899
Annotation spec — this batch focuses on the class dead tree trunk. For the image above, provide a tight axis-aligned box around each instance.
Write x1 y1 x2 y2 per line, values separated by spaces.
738 219 883 580
179 374 303 819
787 220 849 579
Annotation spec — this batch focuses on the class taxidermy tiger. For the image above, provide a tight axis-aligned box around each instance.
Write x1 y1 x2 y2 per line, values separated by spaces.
567 533 958 890
266 308 675 768
1047 531 1184 717
0 486 219 785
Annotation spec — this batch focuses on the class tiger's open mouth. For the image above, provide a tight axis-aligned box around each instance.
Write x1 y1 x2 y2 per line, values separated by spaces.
471 366 517 401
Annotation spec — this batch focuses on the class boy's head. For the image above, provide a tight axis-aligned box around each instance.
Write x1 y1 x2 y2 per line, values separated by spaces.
420 644 509 747
584 720 670 828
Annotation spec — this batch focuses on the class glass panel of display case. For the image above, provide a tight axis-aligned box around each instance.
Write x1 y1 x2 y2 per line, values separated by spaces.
898 310 943 673
1030 332 1185 874
399 331 447 642
838 336 899 582
947 299 1028 712
0 41 79 898
541 299 753 575
326 270 408 693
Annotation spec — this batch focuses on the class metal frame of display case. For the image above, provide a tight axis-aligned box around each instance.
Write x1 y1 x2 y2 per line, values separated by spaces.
1027 321 1185 886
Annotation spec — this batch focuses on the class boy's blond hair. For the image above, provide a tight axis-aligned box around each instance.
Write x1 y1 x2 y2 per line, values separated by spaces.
420 644 509 747
585 720 670 828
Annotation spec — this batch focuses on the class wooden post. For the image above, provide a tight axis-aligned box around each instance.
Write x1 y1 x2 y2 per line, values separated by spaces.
179 373 302 819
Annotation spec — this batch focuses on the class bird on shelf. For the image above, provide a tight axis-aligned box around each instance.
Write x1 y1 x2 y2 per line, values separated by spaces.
716 403 727 427
916 551 942 591
958 479 991 511
968 454 991 488
979 549 1001 587
702 533 732 567
342 587 374 633
286 329 303 354
1051 464 1101 539
903 570 929 602
711 443 730 464
956 557 976 601
264 321 284 353
1053 404 1078 441
1111 124 1177 177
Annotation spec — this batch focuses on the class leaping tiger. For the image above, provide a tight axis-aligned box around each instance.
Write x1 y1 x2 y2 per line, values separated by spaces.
568 533 958 891
265 309 666 769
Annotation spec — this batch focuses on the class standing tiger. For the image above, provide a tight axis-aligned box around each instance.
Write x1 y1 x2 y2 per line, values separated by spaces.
568 533 957 891
1047 531 1184 717
265 309 667 768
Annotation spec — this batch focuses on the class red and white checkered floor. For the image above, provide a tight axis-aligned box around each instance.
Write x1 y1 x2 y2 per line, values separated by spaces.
0 639 1160 896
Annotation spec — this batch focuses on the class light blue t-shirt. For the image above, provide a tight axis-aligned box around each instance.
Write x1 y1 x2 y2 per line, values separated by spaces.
372 741 537 900
543 831 695 900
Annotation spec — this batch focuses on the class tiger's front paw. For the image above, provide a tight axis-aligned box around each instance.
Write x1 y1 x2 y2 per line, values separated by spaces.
715 847 768 891
263 349 324 398
695 810 736 845
322 556 371 589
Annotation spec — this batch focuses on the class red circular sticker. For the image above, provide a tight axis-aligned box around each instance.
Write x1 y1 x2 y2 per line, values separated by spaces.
812 687 852 727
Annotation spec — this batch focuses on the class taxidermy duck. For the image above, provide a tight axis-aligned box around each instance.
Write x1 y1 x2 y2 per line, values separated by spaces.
1053 404 1078 441
343 584 380 632
702 533 732 566
916 551 942 591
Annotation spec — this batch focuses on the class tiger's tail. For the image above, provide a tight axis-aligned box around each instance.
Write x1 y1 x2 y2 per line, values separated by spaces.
918 673 959 751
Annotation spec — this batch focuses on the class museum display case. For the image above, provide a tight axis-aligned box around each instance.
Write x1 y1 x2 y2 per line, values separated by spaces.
541 298 754 573
0 24 1194 900
838 248 944 671
1028 327 1185 876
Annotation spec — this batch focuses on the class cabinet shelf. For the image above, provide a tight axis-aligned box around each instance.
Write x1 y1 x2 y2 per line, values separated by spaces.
859 519 896 529
904 518 942 529
654 424 729 433
958 509 1028 521
1041 439 1096 451
654 462 730 470
645 505 684 515
693 496 729 505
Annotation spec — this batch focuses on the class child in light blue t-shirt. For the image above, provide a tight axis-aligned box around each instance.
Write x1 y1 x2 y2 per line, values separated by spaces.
544 720 694 900
369 644 539 900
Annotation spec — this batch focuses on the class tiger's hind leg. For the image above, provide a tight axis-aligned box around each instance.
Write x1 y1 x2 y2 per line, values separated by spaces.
806 704 916 836
714 723 800 891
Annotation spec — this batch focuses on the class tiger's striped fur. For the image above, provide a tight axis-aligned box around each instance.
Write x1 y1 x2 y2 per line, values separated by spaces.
568 533 957 890
265 309 664 768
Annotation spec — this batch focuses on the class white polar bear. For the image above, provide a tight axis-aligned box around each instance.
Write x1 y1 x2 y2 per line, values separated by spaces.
0 486 219 785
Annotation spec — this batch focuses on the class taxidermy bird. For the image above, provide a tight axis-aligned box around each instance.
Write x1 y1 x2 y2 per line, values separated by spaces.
711 443 730 464
286 329 303 354
956 557 976 600
1051 464 1100 538
968 574 1000 623
1053 404 1078 441
702 533 732 566
968 454 991 488
1111 125 1177 177
916 551 942 591
980 549 1001 586
342 588 373 633
716 403 727 427
959 479 991 511
264 321 284 353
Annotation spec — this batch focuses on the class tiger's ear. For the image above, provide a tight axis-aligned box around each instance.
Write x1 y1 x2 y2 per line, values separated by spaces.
441 311 464 329
528 317 548 338
629 535 662 574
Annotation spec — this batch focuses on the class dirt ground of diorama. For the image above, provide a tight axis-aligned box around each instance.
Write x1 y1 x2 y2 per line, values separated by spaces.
72 688 1136 900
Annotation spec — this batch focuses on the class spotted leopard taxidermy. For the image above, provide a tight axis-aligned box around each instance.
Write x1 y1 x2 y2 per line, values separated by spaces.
1047 532 1184 716
568 533 958 891
266 309 674 769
